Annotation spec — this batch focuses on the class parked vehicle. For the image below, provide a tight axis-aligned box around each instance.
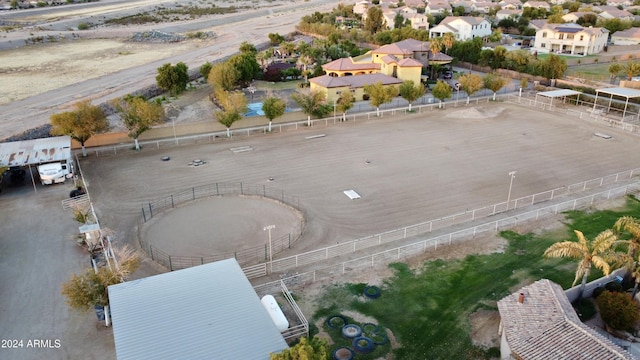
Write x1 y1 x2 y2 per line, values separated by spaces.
38 161 73 185
443 70 453 79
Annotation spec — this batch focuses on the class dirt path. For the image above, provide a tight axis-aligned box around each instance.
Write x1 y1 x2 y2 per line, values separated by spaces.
0 0 337 140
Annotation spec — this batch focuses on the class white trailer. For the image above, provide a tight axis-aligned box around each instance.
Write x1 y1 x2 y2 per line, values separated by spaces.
38 160 73 185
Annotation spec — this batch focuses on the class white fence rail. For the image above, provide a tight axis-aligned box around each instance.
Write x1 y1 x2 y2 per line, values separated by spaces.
244 181 640 280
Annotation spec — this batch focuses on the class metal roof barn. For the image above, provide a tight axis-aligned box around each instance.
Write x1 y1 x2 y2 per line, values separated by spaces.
108 258 289 360
0 136 71 167
593 87 640 122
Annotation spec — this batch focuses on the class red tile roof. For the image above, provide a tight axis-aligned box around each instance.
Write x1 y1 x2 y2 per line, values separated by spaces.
309 73 403 88
498 279 636 360
322 58 380 72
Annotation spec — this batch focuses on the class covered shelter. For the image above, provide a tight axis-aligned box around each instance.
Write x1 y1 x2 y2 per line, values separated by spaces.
108 258 290 360
0 136 72 192
592 87 640 122
534 89 581 108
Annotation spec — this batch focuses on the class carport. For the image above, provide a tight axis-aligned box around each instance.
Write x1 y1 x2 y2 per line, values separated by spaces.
534 89 581 108
592 87 640 122
108 258 291 360
0 136 72 193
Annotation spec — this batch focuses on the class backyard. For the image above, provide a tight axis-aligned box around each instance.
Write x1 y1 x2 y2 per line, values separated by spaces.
305 196 640 359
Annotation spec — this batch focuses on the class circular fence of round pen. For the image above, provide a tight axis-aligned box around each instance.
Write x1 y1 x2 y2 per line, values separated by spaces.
136 182 305 271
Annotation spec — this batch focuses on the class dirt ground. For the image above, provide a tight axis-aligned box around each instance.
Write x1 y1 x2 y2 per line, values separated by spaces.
0 0 338 139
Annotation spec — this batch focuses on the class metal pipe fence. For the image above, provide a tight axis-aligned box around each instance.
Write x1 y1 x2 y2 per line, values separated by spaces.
236 168 640 279
135 182 305 270
86 97 500 157
250 182 640 290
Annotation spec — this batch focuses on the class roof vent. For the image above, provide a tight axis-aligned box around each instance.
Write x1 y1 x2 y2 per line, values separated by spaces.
518 293 525 304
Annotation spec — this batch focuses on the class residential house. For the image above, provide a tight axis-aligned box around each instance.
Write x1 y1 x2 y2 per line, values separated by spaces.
534 23 609 55
548 0 567 5
425 0 451 15
611 27 640 45
496 9 521 20
498 279 635 360
403 0 426 9
429 16 492 41
523 1 551 11
528 19 548 31
311 38 452 102
472 1 496 14
379 0 400 7
499 0 523 10
404 13 430 30
383 9 400 29
607 0 633 8
597 6 634 21
562 11 598 23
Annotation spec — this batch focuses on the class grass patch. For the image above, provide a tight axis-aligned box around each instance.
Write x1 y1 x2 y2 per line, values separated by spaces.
311 195 640 359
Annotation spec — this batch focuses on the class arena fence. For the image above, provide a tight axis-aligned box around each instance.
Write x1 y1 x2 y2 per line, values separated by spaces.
250 182 640 291
135 182 305 270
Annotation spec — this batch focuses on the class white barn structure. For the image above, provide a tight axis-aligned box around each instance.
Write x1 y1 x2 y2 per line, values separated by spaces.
108 258 289 360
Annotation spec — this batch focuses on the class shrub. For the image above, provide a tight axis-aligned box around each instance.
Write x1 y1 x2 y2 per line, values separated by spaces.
605 281 623 293
596 290 640 331
593 286 606 298
77 23 89 30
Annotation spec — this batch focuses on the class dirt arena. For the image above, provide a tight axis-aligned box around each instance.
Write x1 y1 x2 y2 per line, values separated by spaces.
80 102 640 262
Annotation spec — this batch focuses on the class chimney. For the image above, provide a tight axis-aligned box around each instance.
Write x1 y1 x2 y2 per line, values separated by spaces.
518 293 525 304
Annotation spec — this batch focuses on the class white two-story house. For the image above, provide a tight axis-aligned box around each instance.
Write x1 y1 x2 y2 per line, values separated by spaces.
429 16 492 41
533 23 609 56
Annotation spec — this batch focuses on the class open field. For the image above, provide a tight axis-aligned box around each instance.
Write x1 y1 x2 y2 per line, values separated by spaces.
80 102 640 259
2 101 640 359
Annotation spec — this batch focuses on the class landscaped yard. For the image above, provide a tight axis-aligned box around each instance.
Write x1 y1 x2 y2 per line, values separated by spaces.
309 196 640 359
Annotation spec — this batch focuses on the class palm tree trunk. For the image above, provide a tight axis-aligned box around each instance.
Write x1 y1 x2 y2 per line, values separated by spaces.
578 271 589 300
632 279 639 300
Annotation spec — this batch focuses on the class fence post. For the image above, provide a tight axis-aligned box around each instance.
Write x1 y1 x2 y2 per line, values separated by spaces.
263 184 266 197
216 182 219 196
142 207 146 222
171 194 174 208
192 187 195 200
148 203 153 219
201 257 204 265
150 246 154 260
289 233 291 248
169 256 172 271
241 182 243 195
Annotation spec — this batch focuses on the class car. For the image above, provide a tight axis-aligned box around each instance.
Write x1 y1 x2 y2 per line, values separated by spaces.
443 71 453 79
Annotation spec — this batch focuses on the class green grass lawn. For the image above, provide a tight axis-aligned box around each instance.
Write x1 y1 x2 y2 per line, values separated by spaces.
311 196 640 359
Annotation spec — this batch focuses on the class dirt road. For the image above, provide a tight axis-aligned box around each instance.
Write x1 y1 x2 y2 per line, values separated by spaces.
0 0 336 140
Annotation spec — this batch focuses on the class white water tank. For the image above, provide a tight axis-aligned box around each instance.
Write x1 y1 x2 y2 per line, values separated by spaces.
261 295 289 332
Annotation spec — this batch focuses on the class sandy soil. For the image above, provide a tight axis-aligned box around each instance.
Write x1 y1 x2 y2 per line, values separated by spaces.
0 0 338 139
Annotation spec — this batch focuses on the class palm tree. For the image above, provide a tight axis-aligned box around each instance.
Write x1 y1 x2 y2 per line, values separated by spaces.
614 216 640 258
442 33 455 55
623 61 640 81
608 63 622 84
613 216 640 298
543 229 618 299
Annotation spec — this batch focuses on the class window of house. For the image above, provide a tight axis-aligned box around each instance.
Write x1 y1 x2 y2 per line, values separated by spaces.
541 43 546 48
542 32 547 38
559 34 564 40
567 34 574 40
580 35 584 41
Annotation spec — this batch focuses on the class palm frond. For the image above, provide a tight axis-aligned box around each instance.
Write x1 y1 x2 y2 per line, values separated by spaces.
543 241 586 259
592 229 617 253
